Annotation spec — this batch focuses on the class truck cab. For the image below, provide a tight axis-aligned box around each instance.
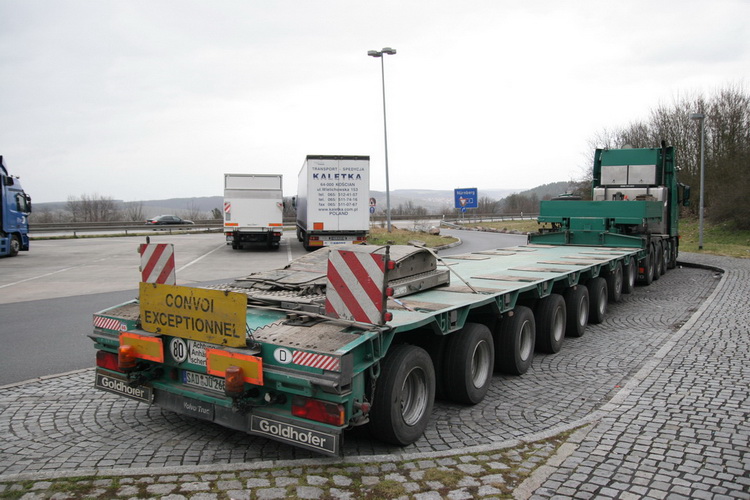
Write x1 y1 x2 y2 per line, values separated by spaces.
0 156 32 257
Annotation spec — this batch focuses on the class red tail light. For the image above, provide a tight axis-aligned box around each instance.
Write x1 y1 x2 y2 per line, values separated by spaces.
96 351 121 372
292 396 345 426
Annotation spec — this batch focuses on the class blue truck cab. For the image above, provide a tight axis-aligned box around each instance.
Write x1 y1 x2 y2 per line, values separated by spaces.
0 156 32 257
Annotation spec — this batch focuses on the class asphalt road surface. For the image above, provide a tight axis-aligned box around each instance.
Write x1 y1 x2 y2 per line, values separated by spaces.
0 228 526 385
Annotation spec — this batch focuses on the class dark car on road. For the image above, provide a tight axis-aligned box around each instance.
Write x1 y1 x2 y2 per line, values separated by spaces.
145 215 194 225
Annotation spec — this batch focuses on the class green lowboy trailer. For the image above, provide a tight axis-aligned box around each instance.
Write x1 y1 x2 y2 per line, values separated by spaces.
90 145 687 456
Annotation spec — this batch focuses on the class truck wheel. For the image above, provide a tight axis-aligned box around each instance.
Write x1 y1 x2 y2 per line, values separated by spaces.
638 247 654 286
587 277 608 324
667 239 677 269
369 344 435 446
534 294 566 354
494 306 535 375
8 235 21 257
653 243 663 280
444 323 494 405
622 257 636 295
660 240 668 275
563 285 589 337
604 262 623 303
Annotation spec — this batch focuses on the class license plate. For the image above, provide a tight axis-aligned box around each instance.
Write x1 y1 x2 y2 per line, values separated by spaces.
182 371 226 393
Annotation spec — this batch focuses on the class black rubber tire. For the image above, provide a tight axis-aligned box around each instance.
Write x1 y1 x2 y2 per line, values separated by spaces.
534 294 566 354
444 323 494 405
494 306 535 375
660 240 668 275
564 285 589 337
423 334 447 401
653 242 663 280
8 235 21 257
588 277 608 324
622 257 636 295
369 344 435 446
667 238 677 269
638 247 654 286
603 262 623 303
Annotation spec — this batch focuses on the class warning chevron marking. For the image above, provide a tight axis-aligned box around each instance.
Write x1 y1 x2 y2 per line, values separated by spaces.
325 249 386 324
139 243 176 285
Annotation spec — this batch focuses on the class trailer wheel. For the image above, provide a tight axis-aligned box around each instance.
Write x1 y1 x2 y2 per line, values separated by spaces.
622 257 636 294
369 344 435 446
604 262 623 303
667 239 677 269
638 247 654 286
444 323 494 404
653 243 663 280
660 240 668 275
8 235 21 257
534 294 566 354
564 285 589 337
494 306 535 375
588 277 608 324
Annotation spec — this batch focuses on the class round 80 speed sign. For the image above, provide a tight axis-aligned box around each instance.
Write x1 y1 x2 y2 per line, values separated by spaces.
169 337 188 363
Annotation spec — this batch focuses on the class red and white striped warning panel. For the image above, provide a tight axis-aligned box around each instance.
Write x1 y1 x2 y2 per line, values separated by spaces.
224 202 231 214
93 315 127 332
139 243 176 285
293 351 341 372
325 248 387 324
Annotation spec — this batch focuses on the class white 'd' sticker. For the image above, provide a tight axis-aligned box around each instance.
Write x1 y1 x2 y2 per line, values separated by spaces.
274 348 293 364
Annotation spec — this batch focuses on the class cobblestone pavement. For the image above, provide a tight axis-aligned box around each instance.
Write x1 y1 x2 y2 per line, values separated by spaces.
0 252 747 498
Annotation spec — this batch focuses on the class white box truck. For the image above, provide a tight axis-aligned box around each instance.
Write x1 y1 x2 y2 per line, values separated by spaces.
223 174 284 250
295 155 369 251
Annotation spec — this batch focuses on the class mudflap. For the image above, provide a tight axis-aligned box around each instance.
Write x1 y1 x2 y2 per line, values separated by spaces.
154 390 342 456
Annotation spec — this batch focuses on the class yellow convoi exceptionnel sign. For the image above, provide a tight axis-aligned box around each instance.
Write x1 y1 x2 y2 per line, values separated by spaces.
139 283 247 348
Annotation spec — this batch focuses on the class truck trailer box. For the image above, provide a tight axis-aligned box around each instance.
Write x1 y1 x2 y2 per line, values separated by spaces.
296 155 369 250
224 174 284 250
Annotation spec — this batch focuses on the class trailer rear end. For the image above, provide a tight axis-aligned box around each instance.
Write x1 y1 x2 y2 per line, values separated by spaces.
91 241 641 456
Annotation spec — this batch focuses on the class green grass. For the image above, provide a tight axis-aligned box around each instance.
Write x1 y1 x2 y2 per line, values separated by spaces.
463 217 750 259
367 226 458 248
677 217 750 258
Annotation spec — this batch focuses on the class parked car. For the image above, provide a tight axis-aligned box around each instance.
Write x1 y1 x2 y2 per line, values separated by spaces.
145 215 194 225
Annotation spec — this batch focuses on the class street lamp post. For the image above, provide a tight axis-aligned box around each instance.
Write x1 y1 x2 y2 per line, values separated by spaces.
690 112 705 250
368 47 396 232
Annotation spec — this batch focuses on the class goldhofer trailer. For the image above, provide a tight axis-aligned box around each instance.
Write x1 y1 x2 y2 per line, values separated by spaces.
91 241 644 456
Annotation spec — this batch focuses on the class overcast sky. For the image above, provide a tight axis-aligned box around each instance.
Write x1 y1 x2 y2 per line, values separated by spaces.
1 1 747 203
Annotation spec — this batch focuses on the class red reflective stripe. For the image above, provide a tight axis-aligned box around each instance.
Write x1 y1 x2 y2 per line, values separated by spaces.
339 251 384 311
326 259 371 322
155 256 175 284
140 244 166 281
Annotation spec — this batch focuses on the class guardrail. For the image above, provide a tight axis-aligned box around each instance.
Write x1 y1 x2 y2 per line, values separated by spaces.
29 213 539 237
30 221 223 237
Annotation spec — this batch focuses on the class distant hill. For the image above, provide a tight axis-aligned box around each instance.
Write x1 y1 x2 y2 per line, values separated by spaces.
32 185 574 221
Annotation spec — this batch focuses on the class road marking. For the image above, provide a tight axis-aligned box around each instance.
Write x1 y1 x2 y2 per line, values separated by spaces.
176 243 225 272
0 267 76 289
0 255 118 289
286 237 293 262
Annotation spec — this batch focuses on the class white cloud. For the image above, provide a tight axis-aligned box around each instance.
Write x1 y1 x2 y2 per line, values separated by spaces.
1 0 747 202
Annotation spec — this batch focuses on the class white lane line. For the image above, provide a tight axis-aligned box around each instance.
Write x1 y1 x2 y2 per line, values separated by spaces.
0 267 76 289
0 255 124 289
176 243 226 272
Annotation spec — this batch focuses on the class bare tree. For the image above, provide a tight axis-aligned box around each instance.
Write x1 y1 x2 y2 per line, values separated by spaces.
124 201 145 222
66 193 119 222
587 84 750 227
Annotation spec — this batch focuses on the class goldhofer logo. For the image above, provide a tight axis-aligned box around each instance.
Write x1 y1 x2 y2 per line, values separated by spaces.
251 416 337 454
95 370 152 403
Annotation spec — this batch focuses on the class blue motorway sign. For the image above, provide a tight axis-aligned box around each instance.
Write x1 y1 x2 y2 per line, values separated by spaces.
454 188 478 209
